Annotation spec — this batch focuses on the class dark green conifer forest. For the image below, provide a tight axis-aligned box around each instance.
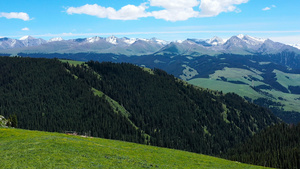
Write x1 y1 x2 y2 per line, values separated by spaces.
0 57 144 142
82 61 278 155
224 123 300 169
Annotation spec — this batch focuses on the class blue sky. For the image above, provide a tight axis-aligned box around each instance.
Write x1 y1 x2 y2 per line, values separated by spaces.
0 0 299 44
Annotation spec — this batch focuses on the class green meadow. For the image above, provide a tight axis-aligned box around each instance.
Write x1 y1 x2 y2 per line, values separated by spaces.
60 59 85 66
188 67 300 112
0 128 271 168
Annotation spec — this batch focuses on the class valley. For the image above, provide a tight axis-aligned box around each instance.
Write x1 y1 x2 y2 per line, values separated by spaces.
1 34 300 168
1 56 299 168
1 0 299 168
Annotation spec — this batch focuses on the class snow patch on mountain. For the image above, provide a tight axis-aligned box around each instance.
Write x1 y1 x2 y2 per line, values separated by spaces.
237 34 245 39
149 38 168 45
48 37 64 42
206 36 225 46
19 35 36 41
236 34 266 46
87 36 101 43
155 39 168 45
123 38 137 45
106 36 118 45
290 44 300 50
175 40 184 44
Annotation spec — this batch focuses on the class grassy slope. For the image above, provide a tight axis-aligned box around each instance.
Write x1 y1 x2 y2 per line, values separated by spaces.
60 59 85 66
0 128 271 169
188 67 300 112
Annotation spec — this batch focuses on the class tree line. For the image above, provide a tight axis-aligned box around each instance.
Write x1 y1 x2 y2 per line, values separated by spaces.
223 123 300 169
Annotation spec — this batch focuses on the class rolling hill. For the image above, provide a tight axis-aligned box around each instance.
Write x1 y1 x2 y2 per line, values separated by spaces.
0 127 271 169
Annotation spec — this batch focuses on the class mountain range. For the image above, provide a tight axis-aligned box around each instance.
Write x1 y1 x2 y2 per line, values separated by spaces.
1 35 300 55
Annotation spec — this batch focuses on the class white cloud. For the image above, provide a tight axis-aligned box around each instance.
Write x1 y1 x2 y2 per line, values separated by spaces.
149 0 200 21
262 7 271 11
151 8 199 21
262 5 276 11
67 3 150 20
66 0 250 21
149 0 200 9
22 27 29 31
0 12 31 21
199 0 249 17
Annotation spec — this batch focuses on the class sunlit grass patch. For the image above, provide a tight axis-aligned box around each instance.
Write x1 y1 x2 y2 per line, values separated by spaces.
0 128 271 168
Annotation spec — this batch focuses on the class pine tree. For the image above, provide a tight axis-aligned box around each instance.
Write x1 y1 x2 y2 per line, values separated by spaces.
11 114 18 128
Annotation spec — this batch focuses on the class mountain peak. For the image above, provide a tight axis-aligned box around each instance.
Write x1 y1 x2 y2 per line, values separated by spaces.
232 34 266 46
20 35 36 40
87 36 102 43
106 35 118 45
237 34 245 39
207 36 224 46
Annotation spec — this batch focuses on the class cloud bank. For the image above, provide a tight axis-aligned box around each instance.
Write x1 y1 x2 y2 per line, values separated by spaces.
0 12 31 21
66 0 249 21
67 3 150 20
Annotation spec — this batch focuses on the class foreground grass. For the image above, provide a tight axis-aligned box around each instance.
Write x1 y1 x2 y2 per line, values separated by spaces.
0 128 270 168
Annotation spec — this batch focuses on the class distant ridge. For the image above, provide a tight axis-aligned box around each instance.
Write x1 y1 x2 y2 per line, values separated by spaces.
1 35 299 55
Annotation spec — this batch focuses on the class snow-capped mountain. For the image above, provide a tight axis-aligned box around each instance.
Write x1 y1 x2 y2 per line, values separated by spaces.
19 36 47 47
0 37 24 49
220 35 262 54
106 35 118 45
0 34 299 55
0 36 47 50
236 34 265 46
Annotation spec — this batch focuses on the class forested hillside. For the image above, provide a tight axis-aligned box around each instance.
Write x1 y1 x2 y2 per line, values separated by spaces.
17 52 300 124
224 123 300 169
68 60 279 155
0 56 279 156
0 57 145 143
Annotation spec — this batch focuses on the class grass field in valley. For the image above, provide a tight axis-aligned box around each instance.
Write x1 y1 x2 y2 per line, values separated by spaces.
188 67 300 112
0 128 271 168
